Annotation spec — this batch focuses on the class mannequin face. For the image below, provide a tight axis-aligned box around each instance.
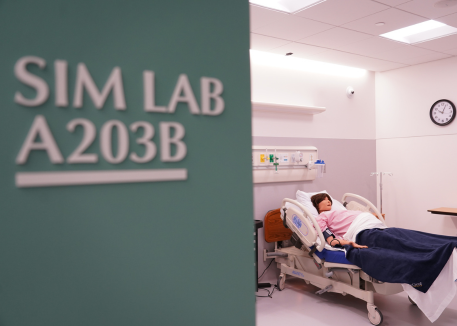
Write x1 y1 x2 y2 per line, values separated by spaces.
318 197 332 213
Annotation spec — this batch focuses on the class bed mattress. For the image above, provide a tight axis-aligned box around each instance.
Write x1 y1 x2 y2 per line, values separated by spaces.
313 247 352 265
281 245 353 265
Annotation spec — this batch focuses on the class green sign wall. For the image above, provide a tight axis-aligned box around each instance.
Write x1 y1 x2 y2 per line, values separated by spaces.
0 1 254 325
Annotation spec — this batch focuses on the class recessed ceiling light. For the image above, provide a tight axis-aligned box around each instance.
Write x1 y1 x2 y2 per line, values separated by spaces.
380 20 457 44
435 0 457 8
250 50 366 78
375 22 385 27
249 0 326 14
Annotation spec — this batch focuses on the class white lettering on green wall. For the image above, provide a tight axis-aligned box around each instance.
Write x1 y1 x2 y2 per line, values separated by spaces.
16 117 187 166
73 63 126 110
13 56 224 187
14 56 225 114
14 56 50 107
16 115 63 164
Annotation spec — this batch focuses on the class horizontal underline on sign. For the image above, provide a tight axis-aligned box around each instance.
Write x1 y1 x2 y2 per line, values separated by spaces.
15 169 188 188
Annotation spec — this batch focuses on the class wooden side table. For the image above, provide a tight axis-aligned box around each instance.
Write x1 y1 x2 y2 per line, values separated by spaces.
427 207 457 216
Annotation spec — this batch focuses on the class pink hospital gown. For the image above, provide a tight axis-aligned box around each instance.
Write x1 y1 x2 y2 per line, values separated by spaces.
316 210 362 239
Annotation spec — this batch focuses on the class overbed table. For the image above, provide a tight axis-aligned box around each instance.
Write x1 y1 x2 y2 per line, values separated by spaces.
427 207 457 216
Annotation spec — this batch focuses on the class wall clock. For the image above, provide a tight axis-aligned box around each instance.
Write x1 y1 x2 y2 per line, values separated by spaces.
430 99 456 126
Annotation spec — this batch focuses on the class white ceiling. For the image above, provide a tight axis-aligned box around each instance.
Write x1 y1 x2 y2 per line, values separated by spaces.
250 0 457 72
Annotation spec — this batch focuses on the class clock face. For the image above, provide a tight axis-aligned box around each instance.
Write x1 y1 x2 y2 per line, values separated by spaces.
430 99 456 126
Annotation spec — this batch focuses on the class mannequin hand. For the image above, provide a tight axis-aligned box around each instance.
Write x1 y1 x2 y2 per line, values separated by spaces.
350 241 368 249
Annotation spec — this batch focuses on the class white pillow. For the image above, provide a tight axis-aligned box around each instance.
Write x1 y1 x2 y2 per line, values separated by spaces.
296 190 347 217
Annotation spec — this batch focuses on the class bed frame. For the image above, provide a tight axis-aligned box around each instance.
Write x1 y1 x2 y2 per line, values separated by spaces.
268 193 403 326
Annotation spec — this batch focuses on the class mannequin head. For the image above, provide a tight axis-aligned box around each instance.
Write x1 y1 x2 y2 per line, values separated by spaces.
311 193 332 214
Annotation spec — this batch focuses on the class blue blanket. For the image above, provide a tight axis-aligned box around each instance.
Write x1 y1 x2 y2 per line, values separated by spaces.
344 228 457 293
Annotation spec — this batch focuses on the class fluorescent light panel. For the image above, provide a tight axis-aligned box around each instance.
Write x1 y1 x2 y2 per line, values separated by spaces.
250 50 366 78
249 0 326 14
381 20 457 44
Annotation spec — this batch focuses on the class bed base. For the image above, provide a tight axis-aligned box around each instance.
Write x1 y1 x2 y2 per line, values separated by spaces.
272 245 403 325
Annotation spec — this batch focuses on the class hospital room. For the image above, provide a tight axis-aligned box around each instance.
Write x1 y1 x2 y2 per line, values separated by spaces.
3 1 457 326
250 1 457 326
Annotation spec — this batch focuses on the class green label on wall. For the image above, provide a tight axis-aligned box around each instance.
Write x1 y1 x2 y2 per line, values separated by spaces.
0 1 254 326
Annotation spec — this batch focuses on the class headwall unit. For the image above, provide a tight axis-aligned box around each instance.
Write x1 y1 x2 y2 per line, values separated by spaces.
252 146 320 183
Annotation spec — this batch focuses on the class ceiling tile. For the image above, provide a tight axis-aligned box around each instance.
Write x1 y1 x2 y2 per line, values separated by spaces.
296 27 373 50
337 36 407 57
254 14 333 41
250 33 291 51
268 42 330 60
397 0 457 19
372 0 412 6
397 52 452 65
342 8 426 35
250 4 288 31
313 49 404 71
414 33 457 51
436 11 457 28
441 46 457 55
295 0 388 26
256 45 409 72
372 46 447 63
376 61 409 72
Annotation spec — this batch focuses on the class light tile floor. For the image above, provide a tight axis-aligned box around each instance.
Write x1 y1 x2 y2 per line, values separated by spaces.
256 277 457 326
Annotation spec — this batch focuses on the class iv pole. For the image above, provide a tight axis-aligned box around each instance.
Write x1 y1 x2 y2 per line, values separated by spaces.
370 172 393 214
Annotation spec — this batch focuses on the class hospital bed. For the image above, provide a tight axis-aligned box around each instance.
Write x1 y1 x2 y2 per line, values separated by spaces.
268 193 404 326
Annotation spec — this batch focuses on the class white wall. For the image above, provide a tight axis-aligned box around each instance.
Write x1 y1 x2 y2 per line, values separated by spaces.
376 57 457 236
251 63 376 139
251 62 377 284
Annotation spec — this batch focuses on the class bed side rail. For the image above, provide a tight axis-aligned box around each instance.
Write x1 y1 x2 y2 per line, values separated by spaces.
281 198 326 252
341 193 386 226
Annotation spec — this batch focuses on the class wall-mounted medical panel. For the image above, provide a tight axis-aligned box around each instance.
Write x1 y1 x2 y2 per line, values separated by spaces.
253 146 318 183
